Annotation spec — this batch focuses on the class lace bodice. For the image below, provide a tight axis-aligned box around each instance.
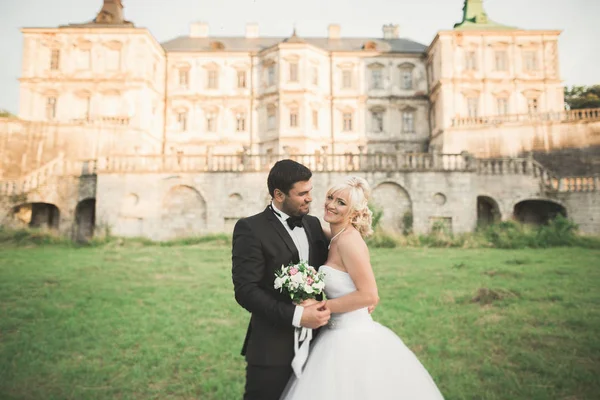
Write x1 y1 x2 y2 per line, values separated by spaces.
320 265 373 329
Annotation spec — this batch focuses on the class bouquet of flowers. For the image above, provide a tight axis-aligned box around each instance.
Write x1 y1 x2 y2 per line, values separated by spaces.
274 260 326 304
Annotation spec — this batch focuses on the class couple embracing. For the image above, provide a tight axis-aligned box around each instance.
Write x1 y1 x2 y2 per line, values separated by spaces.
232 160 444 400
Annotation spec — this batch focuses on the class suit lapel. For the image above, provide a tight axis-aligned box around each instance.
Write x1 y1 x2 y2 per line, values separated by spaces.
264 207 300 262
302 217 315 267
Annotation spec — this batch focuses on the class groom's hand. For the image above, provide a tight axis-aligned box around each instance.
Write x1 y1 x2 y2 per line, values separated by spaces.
300 301 330 329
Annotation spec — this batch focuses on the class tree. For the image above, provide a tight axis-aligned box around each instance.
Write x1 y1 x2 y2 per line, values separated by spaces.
564 85 600 110
0 109 16 118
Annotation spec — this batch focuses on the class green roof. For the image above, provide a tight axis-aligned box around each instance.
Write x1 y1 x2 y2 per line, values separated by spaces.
453 0 517 31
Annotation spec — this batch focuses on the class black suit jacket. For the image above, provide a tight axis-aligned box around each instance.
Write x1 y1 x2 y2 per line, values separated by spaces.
232 206 329 366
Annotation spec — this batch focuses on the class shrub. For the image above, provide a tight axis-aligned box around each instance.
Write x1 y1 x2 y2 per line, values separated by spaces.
402 211 413 235
369 204 383 231
366 231 398 248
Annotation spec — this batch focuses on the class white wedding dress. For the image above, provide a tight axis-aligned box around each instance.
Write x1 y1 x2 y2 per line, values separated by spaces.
281 265 445 400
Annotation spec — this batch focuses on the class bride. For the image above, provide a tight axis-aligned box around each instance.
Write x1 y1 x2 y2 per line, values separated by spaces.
281 176 445 400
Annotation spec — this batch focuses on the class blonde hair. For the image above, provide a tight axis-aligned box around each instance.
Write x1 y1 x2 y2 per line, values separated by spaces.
327 176 374 237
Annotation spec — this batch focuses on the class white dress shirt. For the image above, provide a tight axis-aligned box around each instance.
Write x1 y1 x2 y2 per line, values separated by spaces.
271 201 309 328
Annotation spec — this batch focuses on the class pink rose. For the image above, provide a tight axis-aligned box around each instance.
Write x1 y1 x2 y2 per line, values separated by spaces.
289 267 299 275
306 277 314 285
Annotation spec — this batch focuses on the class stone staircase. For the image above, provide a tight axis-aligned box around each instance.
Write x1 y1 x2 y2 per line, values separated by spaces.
526 145 600 176
476 156 599 192
0 154 97 197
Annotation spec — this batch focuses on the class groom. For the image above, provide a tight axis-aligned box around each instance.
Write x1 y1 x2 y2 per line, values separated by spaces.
232 159 331 400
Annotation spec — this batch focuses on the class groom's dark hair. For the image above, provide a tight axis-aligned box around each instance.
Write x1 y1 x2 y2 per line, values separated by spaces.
268 159 312 197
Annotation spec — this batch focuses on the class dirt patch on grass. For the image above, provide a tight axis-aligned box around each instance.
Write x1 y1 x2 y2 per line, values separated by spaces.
483 270 523 278
471 288 519 305
476 312 505 325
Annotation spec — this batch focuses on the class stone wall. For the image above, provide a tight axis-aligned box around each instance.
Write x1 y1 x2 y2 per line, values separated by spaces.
2 157 598 239
1 174 97 237
557 191 600 235
93 168 598 240
436 115 600 158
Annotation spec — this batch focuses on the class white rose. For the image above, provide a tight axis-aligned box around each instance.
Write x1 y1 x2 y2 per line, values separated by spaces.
303 284 314 294
274 276 284 289
291 273 304 284
313 281 325 291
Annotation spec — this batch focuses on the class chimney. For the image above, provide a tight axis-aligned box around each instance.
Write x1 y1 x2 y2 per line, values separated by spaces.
94 0 127 24
190 22 209 38
246 23 259 38
382 24 399 39
328 24 341 39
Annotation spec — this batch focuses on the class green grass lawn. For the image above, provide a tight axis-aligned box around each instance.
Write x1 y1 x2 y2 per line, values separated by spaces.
1 242 599 400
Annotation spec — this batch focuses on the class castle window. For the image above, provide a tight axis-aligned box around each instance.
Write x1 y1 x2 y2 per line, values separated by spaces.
289 62 299 82
236 112 246 132
523 50 538 71
527 97 539 113
267 106 276 130
237 70 247 88
290 109 299 128
371 110 384 132
495 51 508 71
497 97 509 116
206 112 216 132
467 97 479 118
177 111 188 131
371 69 383 90
465 51 477 71
50 49 60 70
179 68 189 88
207 70 218 89
343 112 353 131
342 70 352 89
402 111 415 133
267 65 275 86
46 97 57 120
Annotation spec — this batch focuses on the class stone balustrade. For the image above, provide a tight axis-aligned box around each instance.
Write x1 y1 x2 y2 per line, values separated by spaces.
1 153 598 196
476 157 563 191
452 108 600 128
69 116 131 126
95 153 473 173
558 176 600 192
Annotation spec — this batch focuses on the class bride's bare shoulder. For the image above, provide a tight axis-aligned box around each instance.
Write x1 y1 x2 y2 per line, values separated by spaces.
338 228 367 250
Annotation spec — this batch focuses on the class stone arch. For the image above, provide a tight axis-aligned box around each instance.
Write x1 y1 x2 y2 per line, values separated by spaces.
161 185 207 238
224 193 244 233
121 193 140 214
226 193 244 215
12 202 60 230
477 196 501 227
371 182 412 234
75 198 96 241
513 199 567 225
118 193 143 238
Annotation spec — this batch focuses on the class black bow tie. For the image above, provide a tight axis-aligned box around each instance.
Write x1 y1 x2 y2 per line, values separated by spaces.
286 215 304 230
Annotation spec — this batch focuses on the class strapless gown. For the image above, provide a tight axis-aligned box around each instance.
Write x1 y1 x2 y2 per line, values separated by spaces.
281 265 445 400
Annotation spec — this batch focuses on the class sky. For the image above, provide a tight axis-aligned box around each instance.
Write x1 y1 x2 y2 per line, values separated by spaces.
0 0 598 114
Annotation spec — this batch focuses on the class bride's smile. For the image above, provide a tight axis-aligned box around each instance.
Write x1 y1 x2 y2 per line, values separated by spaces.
323 192 350 224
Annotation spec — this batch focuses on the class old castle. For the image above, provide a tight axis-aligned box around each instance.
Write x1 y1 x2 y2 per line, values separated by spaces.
0 0 598 240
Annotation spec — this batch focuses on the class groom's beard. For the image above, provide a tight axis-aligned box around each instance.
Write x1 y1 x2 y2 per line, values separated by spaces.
282 201 311 217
